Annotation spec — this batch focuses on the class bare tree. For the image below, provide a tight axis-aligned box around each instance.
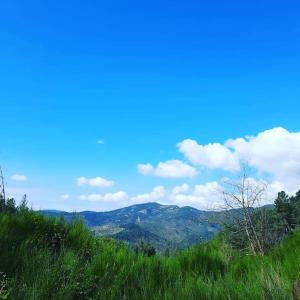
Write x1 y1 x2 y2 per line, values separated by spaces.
0 167 5 200
221 166 270 254
0 167 6 212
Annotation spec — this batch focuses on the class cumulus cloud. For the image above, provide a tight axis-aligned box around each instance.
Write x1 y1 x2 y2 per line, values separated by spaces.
169 181 222 209
131 186 166 204
80 186 166 207
138 163 154 175
225 127 300 193
76 176 114 188
172 183 190 194
60 194 70 200
176 127 300 194
168 179 284 210
177 139 240 172
11 174 27 181
79 191 128 202
137 160 198 178
128 183 222 209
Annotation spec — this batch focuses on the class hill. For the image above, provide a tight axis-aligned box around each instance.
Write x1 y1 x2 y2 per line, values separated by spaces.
41 202 222 251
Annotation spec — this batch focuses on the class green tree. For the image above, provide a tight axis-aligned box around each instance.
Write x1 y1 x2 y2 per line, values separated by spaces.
290 190 300 224
275 191 296 232
5 198 16 213
0 194 5 212
18 194 29 212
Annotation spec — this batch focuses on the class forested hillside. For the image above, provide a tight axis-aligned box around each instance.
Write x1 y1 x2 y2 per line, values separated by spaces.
41 202 222 252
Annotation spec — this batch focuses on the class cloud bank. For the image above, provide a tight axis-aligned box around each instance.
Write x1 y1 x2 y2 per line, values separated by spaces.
177 127 300 194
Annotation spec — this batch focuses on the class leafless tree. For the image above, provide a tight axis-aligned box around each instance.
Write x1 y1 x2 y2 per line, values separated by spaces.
0 167 5 200
0 167 6 212
220 166 270 254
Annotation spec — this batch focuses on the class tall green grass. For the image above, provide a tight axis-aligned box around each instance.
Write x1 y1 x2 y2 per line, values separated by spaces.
0 209 299 299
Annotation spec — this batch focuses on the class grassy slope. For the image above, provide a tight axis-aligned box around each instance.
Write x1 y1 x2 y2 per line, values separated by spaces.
0 210 299 300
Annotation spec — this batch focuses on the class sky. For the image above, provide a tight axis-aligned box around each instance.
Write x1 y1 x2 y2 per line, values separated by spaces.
1 0 300 211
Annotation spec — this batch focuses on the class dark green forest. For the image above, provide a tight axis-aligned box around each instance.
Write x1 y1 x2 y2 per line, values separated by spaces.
1 189 300 299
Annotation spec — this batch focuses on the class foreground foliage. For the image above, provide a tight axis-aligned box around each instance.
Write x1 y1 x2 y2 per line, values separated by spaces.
0 205 300 300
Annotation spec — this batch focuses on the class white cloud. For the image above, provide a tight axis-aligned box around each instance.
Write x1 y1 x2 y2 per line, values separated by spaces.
169 181 222 209
177 139 240 172
97 140 104 144
172 183 190 194
129 182 222 209
60 194 70 200
170 178 289 210
77 178 286 211
137 160 198 178
225 127 300 193
168 180 282 210
131 186 166 204
80 186 166 207
79 191 128 202
11 174 27 181
194 181 221 198
137 163 154 175
176 127 300 194
266 180 286 202
76 176 114 188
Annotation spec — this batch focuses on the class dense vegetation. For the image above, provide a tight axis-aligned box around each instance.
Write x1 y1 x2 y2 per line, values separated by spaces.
1 191 300 299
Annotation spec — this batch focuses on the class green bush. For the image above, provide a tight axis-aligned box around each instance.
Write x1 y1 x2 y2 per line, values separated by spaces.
1 208 300 299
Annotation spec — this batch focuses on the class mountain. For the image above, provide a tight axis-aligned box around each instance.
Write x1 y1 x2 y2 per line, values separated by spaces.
41 202 223 252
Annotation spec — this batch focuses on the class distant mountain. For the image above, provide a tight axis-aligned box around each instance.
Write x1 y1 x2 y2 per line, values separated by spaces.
41 202 224 252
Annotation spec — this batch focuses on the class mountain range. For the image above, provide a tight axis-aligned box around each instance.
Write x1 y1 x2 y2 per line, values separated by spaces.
41 202 225 252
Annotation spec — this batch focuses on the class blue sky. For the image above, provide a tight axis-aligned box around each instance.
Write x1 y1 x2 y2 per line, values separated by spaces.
1 0 300 211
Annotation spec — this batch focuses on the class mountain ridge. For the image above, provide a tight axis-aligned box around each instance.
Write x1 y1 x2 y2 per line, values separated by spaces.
41 202 223 251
